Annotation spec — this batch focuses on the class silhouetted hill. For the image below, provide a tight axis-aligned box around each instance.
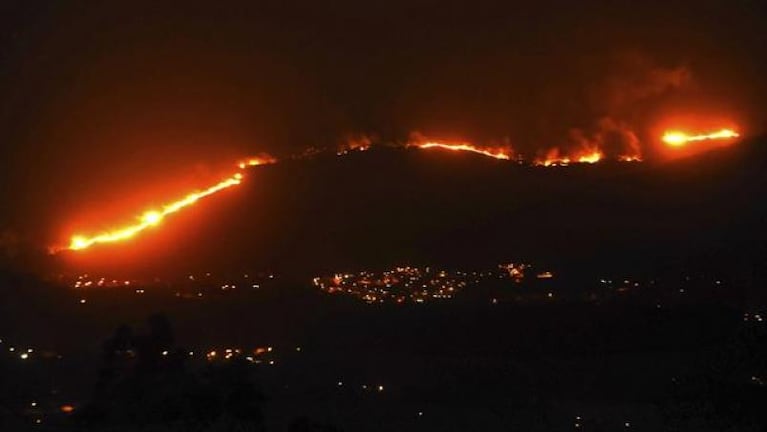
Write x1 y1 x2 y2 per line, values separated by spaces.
54 137 767 288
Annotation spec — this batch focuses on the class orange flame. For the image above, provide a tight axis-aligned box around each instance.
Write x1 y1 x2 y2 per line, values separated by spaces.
58 133 661 252
534 148 571 166
337 135 373 155
534 146 644 166
416 141 512 160
617 154 642 162
237 155 277 169
576 149 603 164
662 128 740 147
536 158 570 167
67 173 244 251
534 147 606 166
65 154 276 251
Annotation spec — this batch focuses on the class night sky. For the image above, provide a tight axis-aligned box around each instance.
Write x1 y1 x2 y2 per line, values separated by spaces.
0 0 765 244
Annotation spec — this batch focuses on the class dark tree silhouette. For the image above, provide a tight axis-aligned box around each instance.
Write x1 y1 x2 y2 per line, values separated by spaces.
75 314 266 431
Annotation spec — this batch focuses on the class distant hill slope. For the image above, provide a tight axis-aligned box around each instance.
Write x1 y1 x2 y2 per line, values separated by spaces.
50 137 766 283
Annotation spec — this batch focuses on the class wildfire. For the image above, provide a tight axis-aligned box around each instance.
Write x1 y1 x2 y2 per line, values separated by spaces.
67 173 245 251
662 128 740 147
337 135 373 155
536 157 570 167
237 155 277 169
416 142 512 160
533 148 571 166
533 146 644 166
63 153 279 251
66 124 743 253
576 150 603 164
617 154 642 162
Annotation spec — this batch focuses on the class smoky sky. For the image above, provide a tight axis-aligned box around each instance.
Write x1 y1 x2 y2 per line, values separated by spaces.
0 0 765 240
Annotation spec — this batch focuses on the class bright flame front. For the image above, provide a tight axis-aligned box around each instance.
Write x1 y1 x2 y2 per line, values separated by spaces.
67 173 245 251
533 146 610 166
65 154 276 252
237 155 278 169
416 142 512 160
63 126 742 253
662 129 740 147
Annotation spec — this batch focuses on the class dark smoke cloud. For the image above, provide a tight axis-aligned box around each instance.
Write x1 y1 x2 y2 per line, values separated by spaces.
568 117 641 160
596 53 692 114
404 50 696 160
557 53 693 159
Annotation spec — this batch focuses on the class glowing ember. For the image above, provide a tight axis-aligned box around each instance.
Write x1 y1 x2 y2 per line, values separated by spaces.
618 154 642 162
536 157 570 167
534 148 570 166
237 156 277 169
662 128 740 147
535 146 642 165
416 142 512 160
337 135 373 155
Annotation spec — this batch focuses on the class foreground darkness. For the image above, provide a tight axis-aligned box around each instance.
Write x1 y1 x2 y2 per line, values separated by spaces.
1 270 766 431
1 139 766 431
